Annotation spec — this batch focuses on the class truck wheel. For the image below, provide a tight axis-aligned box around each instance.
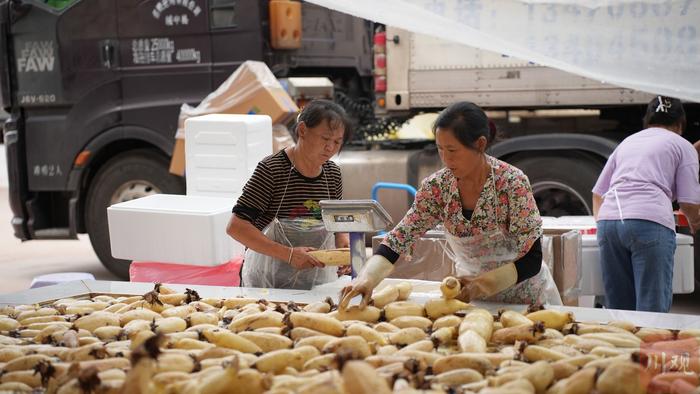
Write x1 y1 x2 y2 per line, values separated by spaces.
85 150 185 279
507 153 603 217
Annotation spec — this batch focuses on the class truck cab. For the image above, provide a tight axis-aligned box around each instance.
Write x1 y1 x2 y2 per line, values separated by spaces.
0 0 373 278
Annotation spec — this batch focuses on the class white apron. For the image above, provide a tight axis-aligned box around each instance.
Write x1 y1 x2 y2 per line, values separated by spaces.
241 165 337 290
445 166 561 305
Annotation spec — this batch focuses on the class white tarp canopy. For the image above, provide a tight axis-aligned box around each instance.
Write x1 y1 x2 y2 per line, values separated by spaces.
307 0 700 102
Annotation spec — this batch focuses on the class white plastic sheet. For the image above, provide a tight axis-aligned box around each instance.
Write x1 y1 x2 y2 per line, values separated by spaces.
308 0 700 102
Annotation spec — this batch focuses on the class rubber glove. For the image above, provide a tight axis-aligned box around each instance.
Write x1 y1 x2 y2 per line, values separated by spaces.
339 254 394 310
457 262 517 301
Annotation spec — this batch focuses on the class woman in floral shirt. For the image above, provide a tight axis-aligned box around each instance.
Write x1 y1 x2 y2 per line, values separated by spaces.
341 101 557 307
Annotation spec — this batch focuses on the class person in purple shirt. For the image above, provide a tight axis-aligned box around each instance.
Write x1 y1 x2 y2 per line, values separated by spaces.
592 96 700 313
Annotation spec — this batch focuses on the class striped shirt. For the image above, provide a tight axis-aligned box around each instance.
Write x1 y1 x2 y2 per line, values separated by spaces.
232 150 343 230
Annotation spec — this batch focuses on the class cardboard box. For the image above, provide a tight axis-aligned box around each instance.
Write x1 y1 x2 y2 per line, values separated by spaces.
170 61 298 176
169 138 186 176
543 229 582 306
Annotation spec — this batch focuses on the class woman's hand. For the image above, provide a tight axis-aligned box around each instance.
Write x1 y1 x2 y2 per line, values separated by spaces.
337 264 352 276
455 275 491 302
338 255 395 310
456 263 518 302
339 277 375 309
288 247 325 270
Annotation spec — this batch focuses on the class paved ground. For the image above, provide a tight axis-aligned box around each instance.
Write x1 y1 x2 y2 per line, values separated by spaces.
0 145 7 188
0 186 120 293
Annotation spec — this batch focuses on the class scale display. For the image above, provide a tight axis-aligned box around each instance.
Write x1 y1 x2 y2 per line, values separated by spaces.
333 215 355 223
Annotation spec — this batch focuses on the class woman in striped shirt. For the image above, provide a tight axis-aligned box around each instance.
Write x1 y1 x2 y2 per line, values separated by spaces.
227 100 352 290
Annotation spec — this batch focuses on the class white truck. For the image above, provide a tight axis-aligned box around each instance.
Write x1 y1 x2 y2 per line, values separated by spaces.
339 26 698 222
336 26 698 291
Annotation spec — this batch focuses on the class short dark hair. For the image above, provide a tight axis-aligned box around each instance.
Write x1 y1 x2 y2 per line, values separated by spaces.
433 101 496 150
643 96 686 131
292 99 354 145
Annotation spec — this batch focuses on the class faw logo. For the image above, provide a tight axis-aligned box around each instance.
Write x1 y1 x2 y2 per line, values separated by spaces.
17 41 55 73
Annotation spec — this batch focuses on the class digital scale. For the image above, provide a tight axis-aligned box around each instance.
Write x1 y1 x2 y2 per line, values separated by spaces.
319 200 393 277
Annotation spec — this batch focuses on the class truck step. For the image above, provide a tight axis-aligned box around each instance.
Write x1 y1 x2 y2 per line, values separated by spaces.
33 228 75 239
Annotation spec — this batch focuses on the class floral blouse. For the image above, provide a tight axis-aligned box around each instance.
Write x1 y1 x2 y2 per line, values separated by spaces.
383 155 542 261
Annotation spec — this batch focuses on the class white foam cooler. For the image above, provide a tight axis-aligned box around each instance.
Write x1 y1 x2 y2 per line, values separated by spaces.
185 114 272 198
108 194 244 266
580 233 695 295
542 216 597 231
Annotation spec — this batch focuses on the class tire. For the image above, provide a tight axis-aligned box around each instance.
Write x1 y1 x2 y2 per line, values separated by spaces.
507 153 603 217
85 150 185 279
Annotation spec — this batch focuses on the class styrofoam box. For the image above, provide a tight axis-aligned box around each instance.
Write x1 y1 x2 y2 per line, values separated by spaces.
580 233 694 295
542 215 596 231
108 194 244 266
185 114 272 197
556 216 597 226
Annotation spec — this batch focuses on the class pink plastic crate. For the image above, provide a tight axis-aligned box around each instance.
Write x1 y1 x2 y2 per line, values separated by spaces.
129 257 242 287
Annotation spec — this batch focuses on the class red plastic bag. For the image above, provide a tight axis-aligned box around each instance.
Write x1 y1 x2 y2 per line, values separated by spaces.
129 257 242 287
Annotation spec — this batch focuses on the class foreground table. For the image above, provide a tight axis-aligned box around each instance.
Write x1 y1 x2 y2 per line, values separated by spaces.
0 278 697 329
